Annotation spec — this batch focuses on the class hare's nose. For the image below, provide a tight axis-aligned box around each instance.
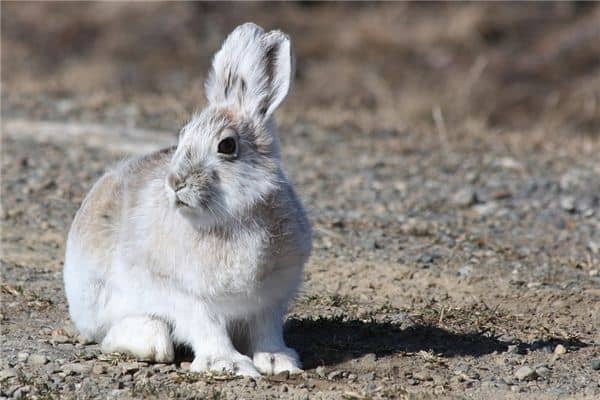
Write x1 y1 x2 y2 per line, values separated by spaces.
167 173 186 192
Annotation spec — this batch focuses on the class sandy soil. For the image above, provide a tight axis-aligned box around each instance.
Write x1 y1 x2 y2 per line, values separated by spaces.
1 3 599 399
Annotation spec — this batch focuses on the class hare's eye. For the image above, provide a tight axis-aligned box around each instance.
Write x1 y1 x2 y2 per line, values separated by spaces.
218 137 237 156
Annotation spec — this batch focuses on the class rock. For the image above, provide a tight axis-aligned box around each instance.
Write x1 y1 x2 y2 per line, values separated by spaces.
63 363 92 375
507 344 525 355
495 157 523 171
389 312 415 329
0 368 18 380
51 335 71 344
343 392 365 400
179 362 192 370
560 197 576 212
413 371 433 381
92 364 107 375
120 362 140 374
458 264 473 277
327 370 343 380
535 366 551 378
554 344 567 355
315 366 326 378
12 385 30 399
452 188 477 207
590 359 600 371
270 371 290 382
359 372 376 381
16 352 29 363
514 366 537 381
473 202 497 217
28 354 48 365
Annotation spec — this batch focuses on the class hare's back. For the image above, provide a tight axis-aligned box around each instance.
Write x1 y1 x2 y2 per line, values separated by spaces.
68 146 176 258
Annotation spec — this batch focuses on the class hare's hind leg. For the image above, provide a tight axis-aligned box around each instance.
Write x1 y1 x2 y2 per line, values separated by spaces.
101 316 174 363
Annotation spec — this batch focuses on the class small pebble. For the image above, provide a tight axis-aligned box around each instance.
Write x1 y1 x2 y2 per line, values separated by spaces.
179 362 192 370
452 188 477 207
359 371 376 381
413 371 432 381
315 366 326 378
536 366 551 378
591 359 600 371
63 363 92 375
560 197 576 212
92 364 107 375
0 368 18 380
270 371 290 382
515 366 537 381
554 344 567 355
507 344 525 355
51 335 71 344
120 362 140 374
16 352 29 363
12 385 30 399
327 370 342 380
28 354 49 365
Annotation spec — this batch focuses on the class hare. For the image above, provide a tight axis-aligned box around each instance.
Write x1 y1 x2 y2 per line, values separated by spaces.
63 23 311 377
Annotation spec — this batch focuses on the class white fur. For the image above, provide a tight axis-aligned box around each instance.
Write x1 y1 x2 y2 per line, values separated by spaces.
63 23 311 376
205 23 294 120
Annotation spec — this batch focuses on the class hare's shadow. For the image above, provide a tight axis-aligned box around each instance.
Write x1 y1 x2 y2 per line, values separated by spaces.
283 316 588 369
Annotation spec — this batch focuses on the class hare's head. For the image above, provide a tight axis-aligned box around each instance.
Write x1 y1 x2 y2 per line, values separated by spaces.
166 23 294 226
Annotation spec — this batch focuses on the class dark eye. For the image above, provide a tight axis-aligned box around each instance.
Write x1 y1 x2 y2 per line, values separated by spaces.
218 137 237 155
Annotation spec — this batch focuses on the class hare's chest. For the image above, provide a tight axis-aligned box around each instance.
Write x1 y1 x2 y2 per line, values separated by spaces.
173 229 272 295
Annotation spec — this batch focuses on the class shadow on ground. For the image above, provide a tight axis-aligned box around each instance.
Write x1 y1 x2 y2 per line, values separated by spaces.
284 316 588 369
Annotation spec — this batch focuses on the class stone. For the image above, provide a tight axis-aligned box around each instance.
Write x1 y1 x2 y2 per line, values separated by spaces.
413 371 432 381
452 188 477 207
120 362 139 374
560 197 576 212
92 364 107 375
12 385 30 399
315 366 326 378
270 371 290 382
554 344 567 355
0 368 18 380
514 366 537 381
507 344 525 355
16 353 29 363
28 354 48 365
327 370 343 380
359 372 376 381
179 362 192 370
590 359 600 371
63 363 92 375
51 335 71 344
535 366 551 378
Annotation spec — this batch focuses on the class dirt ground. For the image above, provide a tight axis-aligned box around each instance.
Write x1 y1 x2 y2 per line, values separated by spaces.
1 2 599 399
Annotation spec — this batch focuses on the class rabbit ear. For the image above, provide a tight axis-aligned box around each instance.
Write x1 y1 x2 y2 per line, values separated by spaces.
205 23 294 120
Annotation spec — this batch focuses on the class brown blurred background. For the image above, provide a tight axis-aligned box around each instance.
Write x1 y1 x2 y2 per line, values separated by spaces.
2 2 599 138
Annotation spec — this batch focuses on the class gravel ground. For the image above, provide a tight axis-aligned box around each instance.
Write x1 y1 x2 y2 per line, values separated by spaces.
1 3 599 399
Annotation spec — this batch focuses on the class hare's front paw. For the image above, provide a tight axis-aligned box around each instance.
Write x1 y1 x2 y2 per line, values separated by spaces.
191 353 260 377
253 347 302 375
101 316 174 363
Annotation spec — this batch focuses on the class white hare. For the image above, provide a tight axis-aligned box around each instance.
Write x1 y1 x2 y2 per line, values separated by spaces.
63 23 312 377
